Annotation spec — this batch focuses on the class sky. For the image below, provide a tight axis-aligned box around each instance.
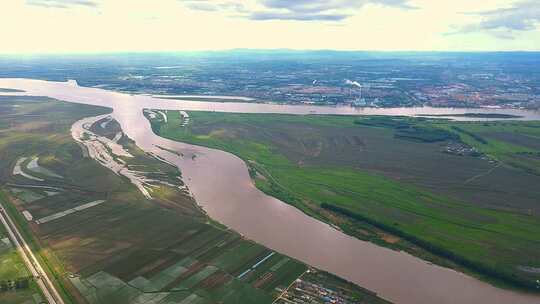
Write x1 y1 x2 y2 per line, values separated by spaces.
0 0 539 53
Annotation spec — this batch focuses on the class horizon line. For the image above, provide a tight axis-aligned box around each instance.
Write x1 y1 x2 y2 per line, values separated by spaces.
1 48 540 56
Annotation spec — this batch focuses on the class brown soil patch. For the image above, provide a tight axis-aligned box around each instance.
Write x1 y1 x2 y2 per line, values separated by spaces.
379 233 400 244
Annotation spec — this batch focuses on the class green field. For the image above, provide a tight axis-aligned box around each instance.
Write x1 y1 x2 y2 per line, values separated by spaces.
0 233 28 280
0 95 388 303
0 223 43 303
148 110 540 291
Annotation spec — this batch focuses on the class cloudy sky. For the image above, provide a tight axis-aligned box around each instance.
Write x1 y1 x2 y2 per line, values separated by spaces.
1 0 539 53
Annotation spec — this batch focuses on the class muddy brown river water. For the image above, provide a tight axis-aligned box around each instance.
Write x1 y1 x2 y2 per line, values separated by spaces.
1 78 539 304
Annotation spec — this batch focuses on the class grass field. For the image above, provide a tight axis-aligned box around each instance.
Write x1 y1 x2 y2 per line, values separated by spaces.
0 220 43 303
0 233 28 280
148 110 540 291
0 95 387 303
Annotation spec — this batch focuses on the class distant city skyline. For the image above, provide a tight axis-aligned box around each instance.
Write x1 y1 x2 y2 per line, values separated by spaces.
1 0 539 53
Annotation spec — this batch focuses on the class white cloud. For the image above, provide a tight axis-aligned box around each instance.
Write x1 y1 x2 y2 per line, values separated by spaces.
26 0 98 8
0 0 538 53
452 0 540 39
179 0 416 21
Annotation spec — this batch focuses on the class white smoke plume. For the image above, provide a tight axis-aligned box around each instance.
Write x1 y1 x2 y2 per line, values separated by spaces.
345 79 361 88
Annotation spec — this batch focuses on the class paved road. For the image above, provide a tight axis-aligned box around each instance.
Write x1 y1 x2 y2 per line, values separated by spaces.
0 203 64 304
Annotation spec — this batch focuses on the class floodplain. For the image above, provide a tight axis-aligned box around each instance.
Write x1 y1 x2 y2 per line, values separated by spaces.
0 95 385 303
148 110 540 291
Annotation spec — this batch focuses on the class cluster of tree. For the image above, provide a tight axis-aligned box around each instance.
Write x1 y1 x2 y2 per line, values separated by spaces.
247 164 258 179
148 118 163 136
321 203 539 291
0 277 31 292
354 117 458 143
451 126 488 144
354 117 411 129
266 182 302 208
395 126 458 143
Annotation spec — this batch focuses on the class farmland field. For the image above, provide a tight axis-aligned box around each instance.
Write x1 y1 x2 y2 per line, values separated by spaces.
0 95 386 303
148 110 540 290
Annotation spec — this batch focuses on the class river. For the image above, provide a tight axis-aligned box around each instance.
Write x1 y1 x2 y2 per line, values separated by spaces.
1 78 539 304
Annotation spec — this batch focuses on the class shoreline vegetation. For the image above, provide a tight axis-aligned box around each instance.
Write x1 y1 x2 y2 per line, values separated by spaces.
147 110 540 292
157 96 264 103
320 203 538 290
0 88 25 93
157 95 532 112
418 113 524 119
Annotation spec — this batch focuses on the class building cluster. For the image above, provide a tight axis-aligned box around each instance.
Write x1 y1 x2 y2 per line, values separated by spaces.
415 83 540 109
114 62 540 110
277 277 361 304
443 142 482 157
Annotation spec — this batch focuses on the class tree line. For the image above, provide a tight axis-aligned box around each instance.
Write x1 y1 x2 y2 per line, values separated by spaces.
321 203 539 291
